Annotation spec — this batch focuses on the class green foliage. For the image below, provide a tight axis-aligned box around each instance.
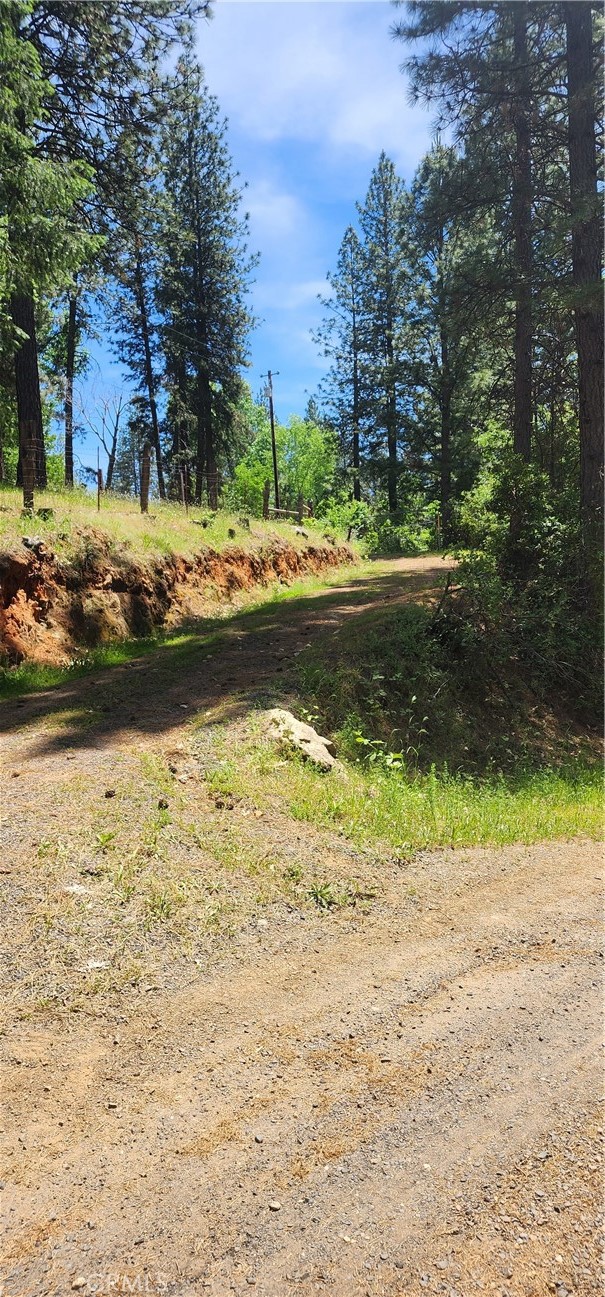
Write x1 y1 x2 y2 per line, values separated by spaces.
318 493 434 556
227 407 338 515
445 450 602 718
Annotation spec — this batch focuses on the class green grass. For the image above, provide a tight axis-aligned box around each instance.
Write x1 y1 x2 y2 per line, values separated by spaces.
211 736 603 854
0 636 163 696
0 482 344 562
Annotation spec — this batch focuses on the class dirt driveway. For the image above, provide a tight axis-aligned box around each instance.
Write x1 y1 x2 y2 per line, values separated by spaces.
0 556 602 1297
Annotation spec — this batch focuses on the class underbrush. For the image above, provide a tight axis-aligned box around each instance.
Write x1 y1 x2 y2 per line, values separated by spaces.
318 496 436 557
296 596 599 777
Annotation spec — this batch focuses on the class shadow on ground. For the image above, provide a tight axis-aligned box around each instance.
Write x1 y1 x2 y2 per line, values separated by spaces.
0 563 449 759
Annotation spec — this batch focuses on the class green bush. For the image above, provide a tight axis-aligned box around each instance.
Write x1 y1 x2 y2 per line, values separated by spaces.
318 494 435 556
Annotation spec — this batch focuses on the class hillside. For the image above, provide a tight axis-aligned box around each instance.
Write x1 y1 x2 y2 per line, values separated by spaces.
0 488 354 674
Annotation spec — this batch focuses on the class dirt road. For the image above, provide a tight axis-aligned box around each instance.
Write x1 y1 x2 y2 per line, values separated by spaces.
0 557 603 1297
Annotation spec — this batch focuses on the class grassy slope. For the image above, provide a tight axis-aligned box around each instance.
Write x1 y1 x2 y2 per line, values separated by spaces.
0 484 340 562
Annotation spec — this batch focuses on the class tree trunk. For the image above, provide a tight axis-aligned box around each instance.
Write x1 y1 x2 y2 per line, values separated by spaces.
385 326 397 514
140 441 151 514
352 347 361 502
134 256 166 500
564 1 604 562
105 396 122 491
439 325 453 544
195 369 212 506
511 1 532 461
206 410 218 509
11 292 47 491
64 289 77 487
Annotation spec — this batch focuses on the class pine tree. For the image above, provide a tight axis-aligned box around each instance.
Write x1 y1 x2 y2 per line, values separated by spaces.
2 1 203 493
157 58 256 506
563 2 604 564
407 143 490 540
357 154 410 513
107 128 167 499
0 2 96 500
314 226 368 501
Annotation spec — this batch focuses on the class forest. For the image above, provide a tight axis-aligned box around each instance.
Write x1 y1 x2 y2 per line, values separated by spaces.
1 0 602 714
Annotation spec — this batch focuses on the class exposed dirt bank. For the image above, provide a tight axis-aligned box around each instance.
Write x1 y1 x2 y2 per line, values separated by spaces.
0 531 353 666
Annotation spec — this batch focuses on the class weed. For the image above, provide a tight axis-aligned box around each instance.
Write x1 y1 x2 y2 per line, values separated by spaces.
283 863 303 884
95 831 116 852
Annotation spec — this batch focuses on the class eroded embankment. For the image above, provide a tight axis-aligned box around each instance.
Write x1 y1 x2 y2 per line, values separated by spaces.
0 530 353 665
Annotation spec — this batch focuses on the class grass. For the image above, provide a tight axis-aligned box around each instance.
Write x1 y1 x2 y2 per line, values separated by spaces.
204 731 603 855
0 482 342 562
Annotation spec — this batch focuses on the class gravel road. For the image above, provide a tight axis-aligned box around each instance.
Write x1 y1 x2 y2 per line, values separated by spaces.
1 837 602 1297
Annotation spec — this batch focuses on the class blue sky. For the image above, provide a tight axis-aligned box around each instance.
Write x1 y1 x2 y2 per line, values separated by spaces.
198 0 434 419
76 1 435 471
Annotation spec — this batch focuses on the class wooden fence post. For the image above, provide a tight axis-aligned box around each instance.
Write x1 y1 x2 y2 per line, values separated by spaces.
297 493 304 524
307 499 314 518
263 479 270 520
97 468 103 512
140 441 151 514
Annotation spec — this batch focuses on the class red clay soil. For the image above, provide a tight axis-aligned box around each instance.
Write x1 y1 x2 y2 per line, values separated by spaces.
0 532 353 667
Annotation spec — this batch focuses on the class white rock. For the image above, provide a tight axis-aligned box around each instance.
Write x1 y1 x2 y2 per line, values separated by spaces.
265 708 337 771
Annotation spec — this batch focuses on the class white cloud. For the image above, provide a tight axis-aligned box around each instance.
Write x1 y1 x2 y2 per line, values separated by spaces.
198 2 433 174
245 179 307 241
256 276 328 311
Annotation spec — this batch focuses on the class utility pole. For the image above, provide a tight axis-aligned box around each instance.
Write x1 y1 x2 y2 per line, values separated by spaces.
263 369 280 511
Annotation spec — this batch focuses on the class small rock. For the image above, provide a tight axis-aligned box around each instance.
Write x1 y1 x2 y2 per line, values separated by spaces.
104 788 116 799
71 1280 87 1291
268 1200 282 1212
265 707 337 771
158 798 169 810
107 1101 118 1109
